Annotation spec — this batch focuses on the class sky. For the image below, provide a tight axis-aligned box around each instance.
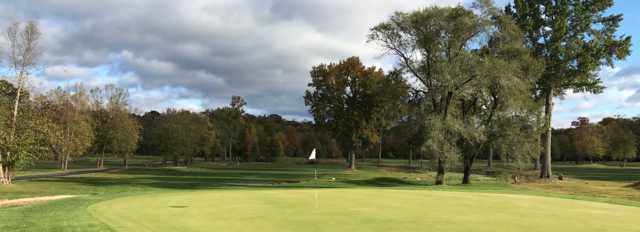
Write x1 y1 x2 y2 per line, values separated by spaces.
0 0 638 128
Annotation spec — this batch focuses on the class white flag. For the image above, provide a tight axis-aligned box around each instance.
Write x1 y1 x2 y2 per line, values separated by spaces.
308 148 316 160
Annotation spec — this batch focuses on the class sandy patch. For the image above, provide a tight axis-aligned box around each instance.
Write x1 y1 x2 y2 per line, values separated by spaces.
0 195 77 208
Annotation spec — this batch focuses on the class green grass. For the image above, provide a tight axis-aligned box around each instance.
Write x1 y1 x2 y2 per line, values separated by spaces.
553 163 640 182
1 159 640 231
15 156 159 176
89 189 640 232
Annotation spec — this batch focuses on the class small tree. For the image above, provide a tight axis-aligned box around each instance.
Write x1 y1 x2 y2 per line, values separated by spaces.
90 85 139 168
572 118 605 163
205 96 245 161
108 111 140 168
36 86 94 171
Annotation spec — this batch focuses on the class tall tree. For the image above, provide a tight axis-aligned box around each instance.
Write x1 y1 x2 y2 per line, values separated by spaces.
369 5 488 184
0 80 44 184
372 69 409 165
304 57 398 170
507 0 632 179
459 1 543 184
0 21 42 184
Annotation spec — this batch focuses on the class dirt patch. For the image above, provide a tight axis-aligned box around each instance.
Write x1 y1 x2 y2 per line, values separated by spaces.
0 195 77 208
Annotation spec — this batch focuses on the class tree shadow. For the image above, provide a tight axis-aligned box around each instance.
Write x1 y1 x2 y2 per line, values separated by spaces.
625 182 640 190
342 177 427 187
554 166 640 182
27 167 343 190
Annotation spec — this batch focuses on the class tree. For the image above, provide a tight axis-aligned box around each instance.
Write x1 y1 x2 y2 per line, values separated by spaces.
36 86 94 171
284 126 301 157
304 56 396 170
0 80 44 184
111 112 140 168
507 0 632 179
0 21 42 184
458 1 542 184
369 5 489 184
138 111 163 157
372 69 409 165
156 110 214 166
603 120 636 166
242 121 257 161
572 117 605 163
205 96 245 161
90 85 140 168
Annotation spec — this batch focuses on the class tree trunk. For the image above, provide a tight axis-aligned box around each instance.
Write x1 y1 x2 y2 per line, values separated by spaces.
63 154 70 171
378 136 382 166
623 158 627 168
534 156 540 170
487 145 493 169
435 157 445 185
348 151 356 170
229 141 234 162
462 156 475 184
123 156 128 168
97 149 105 168
10 71 25 138
0 154 5 185
408 147 413 168
540 90 553 179
0 164 11 185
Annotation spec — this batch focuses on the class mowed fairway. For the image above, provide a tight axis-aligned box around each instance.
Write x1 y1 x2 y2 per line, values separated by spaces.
89 189 640 232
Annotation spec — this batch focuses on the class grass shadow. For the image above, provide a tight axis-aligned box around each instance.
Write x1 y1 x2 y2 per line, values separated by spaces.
343 177 426 187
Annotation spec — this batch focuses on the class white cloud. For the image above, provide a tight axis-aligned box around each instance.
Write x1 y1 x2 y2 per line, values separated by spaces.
0 0 462 117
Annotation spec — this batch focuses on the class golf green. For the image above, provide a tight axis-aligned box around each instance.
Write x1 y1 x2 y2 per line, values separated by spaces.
89 189 640 232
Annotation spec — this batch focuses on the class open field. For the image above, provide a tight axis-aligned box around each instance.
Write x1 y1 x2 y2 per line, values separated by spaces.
2 159 640 231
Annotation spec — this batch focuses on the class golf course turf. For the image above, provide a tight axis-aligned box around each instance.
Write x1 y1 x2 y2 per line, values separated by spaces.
3 160 640 231
89 189 640 232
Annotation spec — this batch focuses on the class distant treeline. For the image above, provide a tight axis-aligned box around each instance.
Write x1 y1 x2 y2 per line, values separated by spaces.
552 117 638 165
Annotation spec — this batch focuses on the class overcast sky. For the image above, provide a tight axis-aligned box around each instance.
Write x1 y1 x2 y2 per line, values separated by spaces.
1 0 638 128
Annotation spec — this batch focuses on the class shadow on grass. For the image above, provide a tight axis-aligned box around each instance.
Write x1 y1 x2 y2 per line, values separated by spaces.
25 166 438 190
554 166 640 182
625 182 640 190
343 177 426 187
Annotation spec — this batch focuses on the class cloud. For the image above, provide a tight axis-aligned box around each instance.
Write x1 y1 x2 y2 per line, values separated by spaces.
614 65 640 78
0 0 462 118
573 101 594 111
43 65 91 80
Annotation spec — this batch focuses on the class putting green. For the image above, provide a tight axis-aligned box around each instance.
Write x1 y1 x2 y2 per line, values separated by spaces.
89 189 640 232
